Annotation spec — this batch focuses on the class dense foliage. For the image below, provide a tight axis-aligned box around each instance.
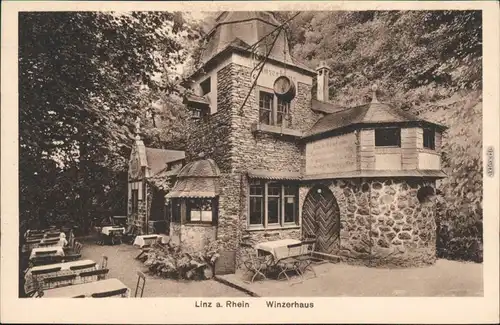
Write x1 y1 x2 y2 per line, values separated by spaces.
282 10 483 261
19 12 200 233
138 239 222 280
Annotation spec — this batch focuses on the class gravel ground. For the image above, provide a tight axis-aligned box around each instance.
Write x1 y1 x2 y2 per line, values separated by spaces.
219 258 483 297
79 239 248 297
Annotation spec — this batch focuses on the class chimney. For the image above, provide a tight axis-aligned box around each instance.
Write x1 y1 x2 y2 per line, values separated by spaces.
316 61 331 102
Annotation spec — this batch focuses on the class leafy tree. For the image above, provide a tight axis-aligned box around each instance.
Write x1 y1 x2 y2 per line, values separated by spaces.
19 12 200 232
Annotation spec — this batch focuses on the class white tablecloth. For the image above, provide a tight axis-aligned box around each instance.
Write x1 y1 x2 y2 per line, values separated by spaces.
133 234 168 248
40 278 130 298
101 226 125 236
29 246 65 260
255 239 305 260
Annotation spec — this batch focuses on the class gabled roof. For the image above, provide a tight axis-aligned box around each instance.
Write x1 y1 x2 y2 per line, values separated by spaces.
304 100 447 138
145 147 185 176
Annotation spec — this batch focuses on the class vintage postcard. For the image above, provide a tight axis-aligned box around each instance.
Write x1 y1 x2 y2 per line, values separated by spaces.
1 0 499 324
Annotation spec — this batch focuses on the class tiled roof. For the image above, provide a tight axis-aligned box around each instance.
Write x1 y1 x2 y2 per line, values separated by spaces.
304 101 447 138
166 159 221 199
304 169 447 180
177 159 220 178
145 147 185 176
311 99 344 114
247 169 302 180
165 177 219 198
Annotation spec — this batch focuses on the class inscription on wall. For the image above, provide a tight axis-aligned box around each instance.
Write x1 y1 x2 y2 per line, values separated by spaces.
306 133 357 175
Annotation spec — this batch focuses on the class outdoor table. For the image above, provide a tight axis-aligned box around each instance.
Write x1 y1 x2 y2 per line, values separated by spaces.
255 239 306 263
133 234 167 248
29 246 65 260
24 259 98 294
38 278 130 298
101 226 125 236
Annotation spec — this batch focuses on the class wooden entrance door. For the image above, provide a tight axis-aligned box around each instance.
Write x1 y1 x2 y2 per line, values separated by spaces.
302 186 340 254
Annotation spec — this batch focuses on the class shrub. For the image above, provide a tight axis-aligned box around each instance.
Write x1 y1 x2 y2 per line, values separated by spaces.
138 239 223 280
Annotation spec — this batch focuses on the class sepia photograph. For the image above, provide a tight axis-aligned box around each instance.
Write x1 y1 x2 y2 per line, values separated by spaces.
1 1 499 324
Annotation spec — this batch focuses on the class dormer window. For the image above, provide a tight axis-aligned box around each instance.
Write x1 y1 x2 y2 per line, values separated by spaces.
375 128 401 147
423 128 435 150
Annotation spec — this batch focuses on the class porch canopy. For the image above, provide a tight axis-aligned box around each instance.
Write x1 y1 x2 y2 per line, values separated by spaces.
165 158 221 199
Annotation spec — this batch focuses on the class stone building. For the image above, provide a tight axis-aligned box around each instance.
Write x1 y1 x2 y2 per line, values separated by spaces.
128 11 447 270
127 129 185 234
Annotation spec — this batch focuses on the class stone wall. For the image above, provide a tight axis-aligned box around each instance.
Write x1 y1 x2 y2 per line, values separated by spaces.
180 224 217 252
128 181 149 235
312 178 438 267
229 63 318 174
184 62 234 172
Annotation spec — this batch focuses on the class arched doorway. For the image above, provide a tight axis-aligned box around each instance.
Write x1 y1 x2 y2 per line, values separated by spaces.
302 185 341 254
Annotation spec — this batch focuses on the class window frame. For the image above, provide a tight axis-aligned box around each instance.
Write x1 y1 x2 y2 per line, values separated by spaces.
257 86 292 128
258 90 274 125
375 127 401 147
248 181 299 229
422 128 436 150
249 181 265 227
186 198 214 224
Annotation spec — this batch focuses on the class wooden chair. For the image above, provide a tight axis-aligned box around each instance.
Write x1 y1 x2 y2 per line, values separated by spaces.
134 271 146 298
123 224 139 244
276 243 303 283
74 242 83 253
26 277 42 297
27 267 62 296
295 239 317 278
100 255 108 270
240 243 269 283
109 229 123 245
63 237 76 254
69 263 96 271
44 274 77 289
98 256 108 279
80 269 109 283
64 242 83 261
91 287 128 298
